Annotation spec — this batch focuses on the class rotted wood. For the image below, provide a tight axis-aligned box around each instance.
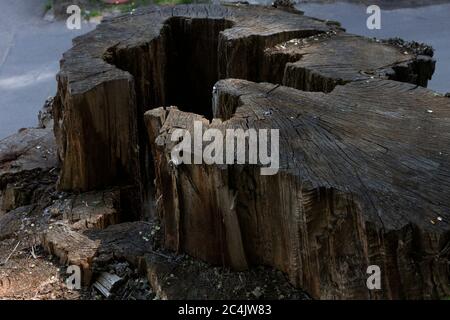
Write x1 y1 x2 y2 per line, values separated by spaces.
40 189 151 286
145 78 450 299
141 251 309 300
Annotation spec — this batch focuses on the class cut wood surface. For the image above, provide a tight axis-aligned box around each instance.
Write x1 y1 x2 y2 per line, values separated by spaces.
41 222 100 285
265 33 435 92
146 78 450 299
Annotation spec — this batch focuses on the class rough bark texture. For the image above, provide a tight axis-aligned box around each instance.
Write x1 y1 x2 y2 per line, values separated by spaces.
145 78 450 299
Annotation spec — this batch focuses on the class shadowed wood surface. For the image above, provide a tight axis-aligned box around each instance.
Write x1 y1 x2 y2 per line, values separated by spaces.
44 190 119 231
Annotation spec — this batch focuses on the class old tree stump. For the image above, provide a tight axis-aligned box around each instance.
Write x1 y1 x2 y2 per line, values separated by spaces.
53 4 449 299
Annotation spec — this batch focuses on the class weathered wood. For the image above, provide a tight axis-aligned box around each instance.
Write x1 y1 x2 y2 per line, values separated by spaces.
265 33 435 92
0 128 57 177
38 97 54 130
41 222 100 285
0 206 31 241
54 4 434 197
145 78 450 299
53 4 332 193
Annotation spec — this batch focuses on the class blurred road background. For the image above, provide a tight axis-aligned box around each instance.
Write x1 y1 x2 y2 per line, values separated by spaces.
0 0 93 139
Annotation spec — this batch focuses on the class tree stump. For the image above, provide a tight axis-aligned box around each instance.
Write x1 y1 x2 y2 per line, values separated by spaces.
54 4 447 299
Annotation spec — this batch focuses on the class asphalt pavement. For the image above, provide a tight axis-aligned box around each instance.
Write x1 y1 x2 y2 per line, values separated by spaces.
0 0 94 139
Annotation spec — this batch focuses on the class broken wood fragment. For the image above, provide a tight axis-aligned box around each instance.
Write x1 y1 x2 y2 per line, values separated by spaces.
0 128 57 177
0 128 57 215
40 221 155 286
41 222 99 285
